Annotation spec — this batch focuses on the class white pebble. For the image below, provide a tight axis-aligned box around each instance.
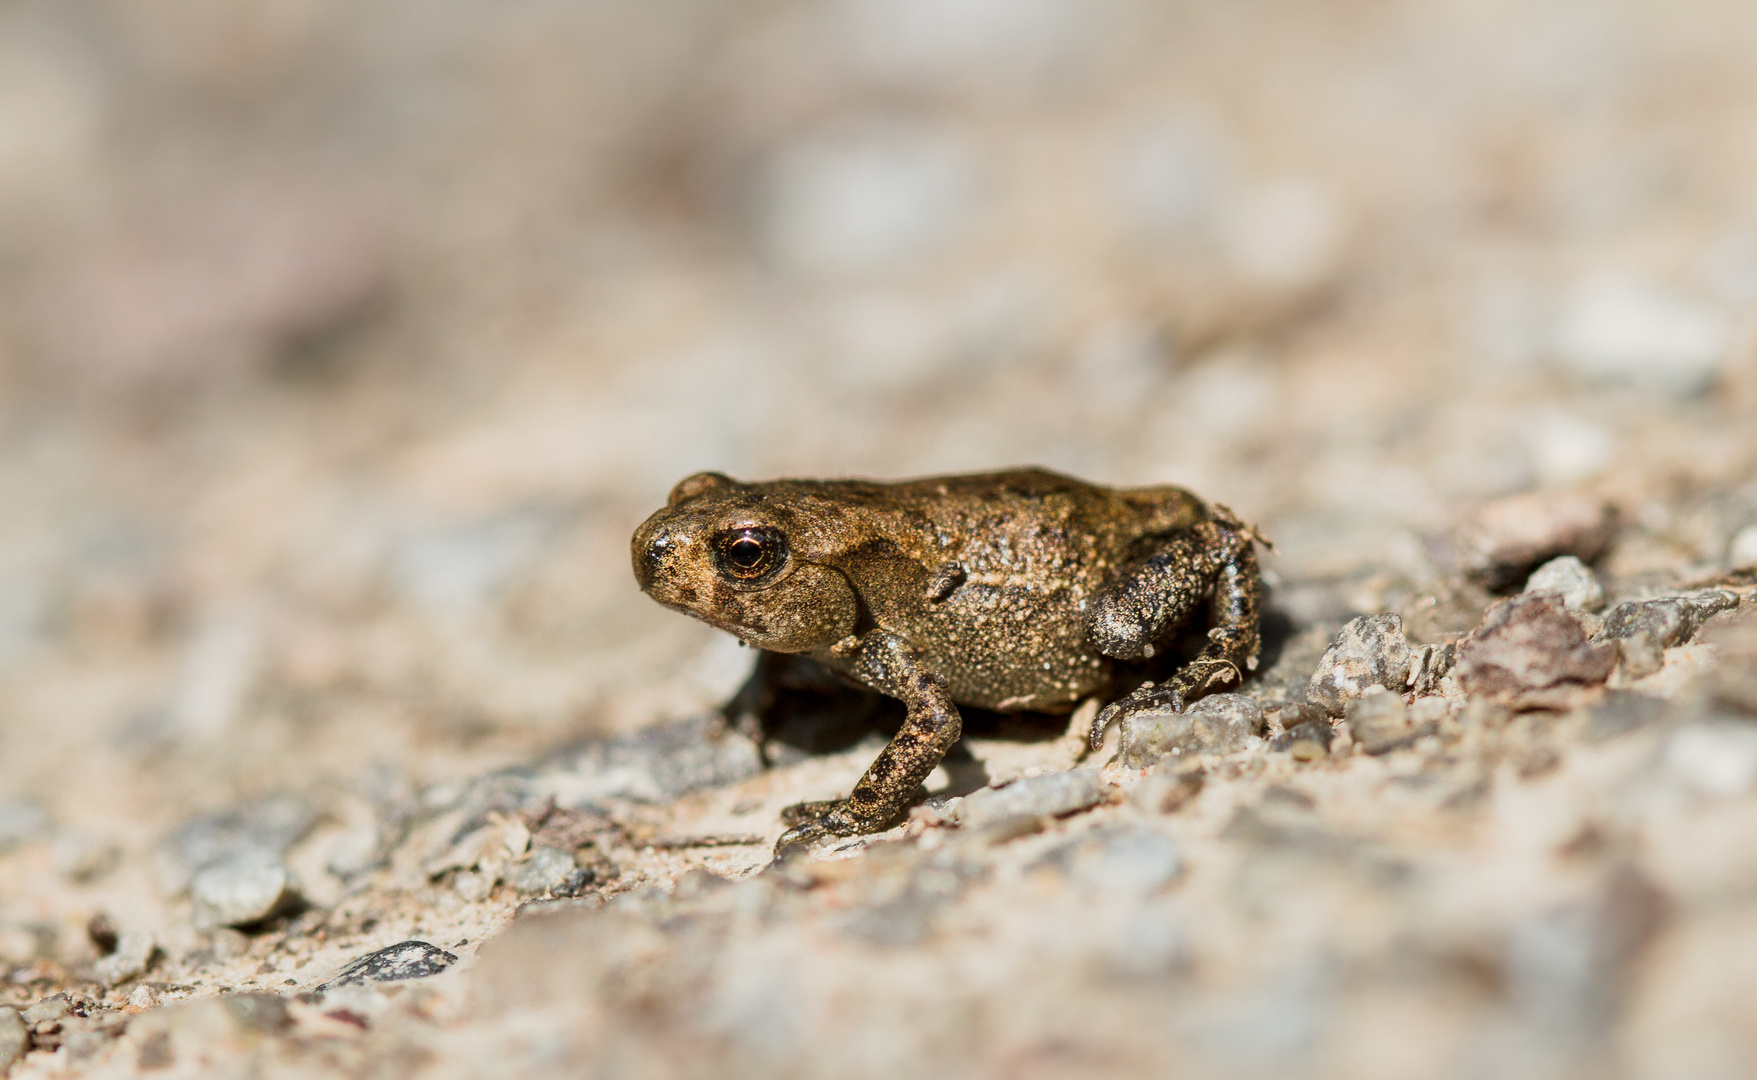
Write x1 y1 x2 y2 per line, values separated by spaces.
1523 555 1606 612
1729 525 1757 570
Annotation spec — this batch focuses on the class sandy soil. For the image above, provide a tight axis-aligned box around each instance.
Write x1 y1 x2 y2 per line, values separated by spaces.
3 1 1757 1077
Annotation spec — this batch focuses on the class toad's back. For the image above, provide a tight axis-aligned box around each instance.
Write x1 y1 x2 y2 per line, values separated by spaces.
799 469 1212 711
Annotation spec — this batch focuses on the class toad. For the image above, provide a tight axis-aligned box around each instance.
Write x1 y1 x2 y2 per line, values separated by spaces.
631 468 1264 850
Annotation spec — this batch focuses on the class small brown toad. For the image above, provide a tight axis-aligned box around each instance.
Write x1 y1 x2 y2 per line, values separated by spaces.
631 468 1265 850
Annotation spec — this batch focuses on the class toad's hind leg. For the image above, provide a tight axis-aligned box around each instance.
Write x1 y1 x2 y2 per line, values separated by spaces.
1085 518 1262 749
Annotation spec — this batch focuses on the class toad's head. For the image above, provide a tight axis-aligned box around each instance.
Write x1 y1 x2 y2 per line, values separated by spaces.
631 472 858 652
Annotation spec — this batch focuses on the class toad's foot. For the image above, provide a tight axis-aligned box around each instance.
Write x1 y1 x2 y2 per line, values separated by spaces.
1088 657 1243 750
1090 684 1182 750
773 798 870 855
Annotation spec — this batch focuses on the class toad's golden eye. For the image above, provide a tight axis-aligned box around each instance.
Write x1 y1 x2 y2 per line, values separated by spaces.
714 527 786 582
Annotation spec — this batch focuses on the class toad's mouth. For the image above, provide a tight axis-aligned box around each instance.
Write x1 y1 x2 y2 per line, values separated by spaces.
646 588 774 644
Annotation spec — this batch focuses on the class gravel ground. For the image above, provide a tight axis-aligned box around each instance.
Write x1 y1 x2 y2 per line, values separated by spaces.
3 2 1757 1077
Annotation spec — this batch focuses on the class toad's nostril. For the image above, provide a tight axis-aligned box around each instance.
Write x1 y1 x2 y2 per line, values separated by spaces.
633 526 671 591
643 541 667 587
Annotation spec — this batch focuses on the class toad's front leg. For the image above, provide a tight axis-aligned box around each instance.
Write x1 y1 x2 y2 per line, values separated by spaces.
775 633 960 854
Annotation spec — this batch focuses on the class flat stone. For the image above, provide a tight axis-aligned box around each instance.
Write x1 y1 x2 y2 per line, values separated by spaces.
1596 591 1738 649
954 769 1105 830
1524 556 1606 612
189 856 297 930
316 940 459 993
1456 491 1617 590
1112 693 1264 768
1452 593 1615 708
1307 615 1411 717
92 931 156 987
20 995 69 1026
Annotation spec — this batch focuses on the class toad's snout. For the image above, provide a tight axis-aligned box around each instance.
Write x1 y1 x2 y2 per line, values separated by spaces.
631 514 677 593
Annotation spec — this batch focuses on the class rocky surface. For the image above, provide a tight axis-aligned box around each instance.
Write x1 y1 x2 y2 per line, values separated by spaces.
3 2 1757 1078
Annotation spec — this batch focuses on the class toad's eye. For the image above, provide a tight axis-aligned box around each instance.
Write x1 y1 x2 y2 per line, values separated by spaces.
713 527 786 582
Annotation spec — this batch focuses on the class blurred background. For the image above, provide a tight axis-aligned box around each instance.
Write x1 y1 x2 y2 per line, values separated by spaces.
2 0 1756 833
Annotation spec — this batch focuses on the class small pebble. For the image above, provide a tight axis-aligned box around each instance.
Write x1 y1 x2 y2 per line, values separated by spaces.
190 857 297 930
20 996 69 1026
208 927 249 960
1524 555 1606 612
1271 718 1335 760
1614 633 1664 681
1112 693 1263 768
1405 642 1454 696
1730 525 1757 570
325 826 382 880
316 941 458 993
85 913 118 955
454 870 494 902
93 931 156 987
1452 593 1615 708
1597 591 1738 649
156 795 317 896
1307 615 1411 717
508 846 586 897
